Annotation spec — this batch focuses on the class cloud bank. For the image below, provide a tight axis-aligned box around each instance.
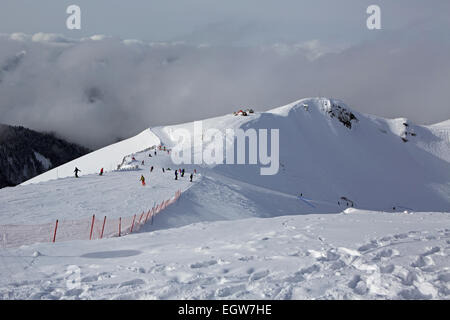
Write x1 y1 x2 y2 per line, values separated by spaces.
0 27 449 149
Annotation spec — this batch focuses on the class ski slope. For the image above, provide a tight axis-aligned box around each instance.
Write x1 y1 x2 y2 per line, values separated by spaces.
0 97 449 299
21 128 160 185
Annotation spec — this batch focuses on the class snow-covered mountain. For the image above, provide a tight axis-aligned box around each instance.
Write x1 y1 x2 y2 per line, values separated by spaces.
20 97 450 221
0 97 449 300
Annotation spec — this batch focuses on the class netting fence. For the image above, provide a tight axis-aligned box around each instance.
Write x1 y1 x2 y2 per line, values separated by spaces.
0 190 182 249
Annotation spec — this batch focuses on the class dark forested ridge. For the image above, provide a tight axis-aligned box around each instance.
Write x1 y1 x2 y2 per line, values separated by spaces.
0 124 90 188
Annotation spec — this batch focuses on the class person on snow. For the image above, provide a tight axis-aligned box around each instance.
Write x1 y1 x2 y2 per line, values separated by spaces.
150 166 154 172
181 169 185 177
175 170 178 180
194 169 197 174
149 153 152 157
162 168 165 173
154 151 157 156
142 160 145 165
99 168 104 176
74 167 81 178
190 173 193 182
140 175 146 186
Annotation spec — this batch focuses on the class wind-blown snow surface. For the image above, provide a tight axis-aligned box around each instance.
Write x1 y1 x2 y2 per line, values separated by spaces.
0 211 449 299
0 97 449 299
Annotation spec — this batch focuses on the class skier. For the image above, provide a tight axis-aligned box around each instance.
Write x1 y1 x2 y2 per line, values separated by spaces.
194 169 197 174
162 168 165 173
140 175 146 186
154 151 157 156
74 167 81 178
175 170 178 180
99 168 104 176
190 173 193 182
299 193 303 197
181 169 185 177
149 153 152 157
150 166 154 172
141 160 145 165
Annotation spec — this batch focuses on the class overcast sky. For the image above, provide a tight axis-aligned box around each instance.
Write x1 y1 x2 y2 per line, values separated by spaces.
1 1 449 148
1 0 447 45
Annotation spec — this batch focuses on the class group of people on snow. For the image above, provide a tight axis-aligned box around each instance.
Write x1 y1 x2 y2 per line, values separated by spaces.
72 144 197 191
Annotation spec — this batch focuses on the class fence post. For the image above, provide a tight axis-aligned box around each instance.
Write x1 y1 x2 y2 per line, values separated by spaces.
52 219 59 243
144 209 151 224
100 216 106 239
89 214 95 240
119 217 122 237
130 214 136 233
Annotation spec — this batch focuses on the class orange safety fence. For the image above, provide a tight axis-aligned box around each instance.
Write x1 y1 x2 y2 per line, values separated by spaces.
0 190 182 249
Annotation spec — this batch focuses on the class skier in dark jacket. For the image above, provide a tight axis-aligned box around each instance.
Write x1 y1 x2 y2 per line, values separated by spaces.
175 170 178 180
150 166 154 172
190 173 193 182
74 167 81 178
162 168 165 173
181 169 185 177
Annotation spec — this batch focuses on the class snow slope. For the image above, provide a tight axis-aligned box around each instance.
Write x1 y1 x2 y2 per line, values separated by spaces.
146 97 450 228
0 210 448 299
22 128 160 185
0 97 449 299
2 97 450 226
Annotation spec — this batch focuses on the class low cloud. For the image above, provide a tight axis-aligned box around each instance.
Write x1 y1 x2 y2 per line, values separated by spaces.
0 26 449 149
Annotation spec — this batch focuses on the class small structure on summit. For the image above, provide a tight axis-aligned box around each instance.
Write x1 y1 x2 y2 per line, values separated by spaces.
233 108 254 116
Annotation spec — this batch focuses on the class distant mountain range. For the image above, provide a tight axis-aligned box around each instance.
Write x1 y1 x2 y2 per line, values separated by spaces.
0 124 90 188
